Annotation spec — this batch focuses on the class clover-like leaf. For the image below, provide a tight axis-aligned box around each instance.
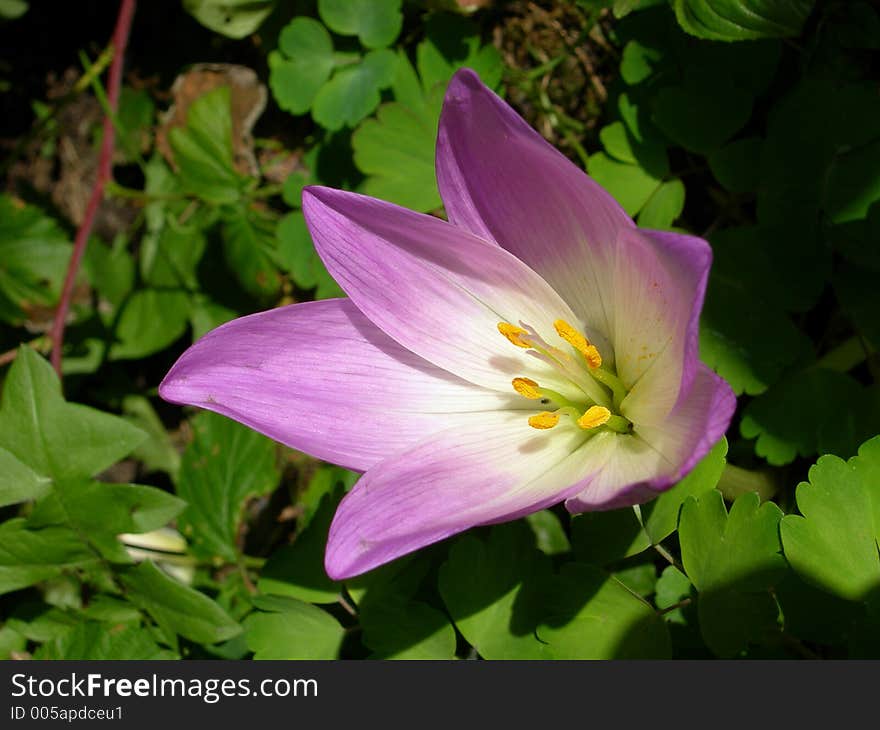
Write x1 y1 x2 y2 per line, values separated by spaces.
538 563 671 659
781 437 880 602
268 17 335 115
312 49 397 131
317 0 402 49
439 523 551 659
183 0 275 39
679 490 785 657
361 597 456 659
244 595 344 660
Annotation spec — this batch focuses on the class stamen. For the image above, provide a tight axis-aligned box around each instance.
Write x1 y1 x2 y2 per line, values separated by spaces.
555 319 603 369
577 405 611 430
512 377 542 400
528 411 560 430
554 319 590 353
498 322 531 348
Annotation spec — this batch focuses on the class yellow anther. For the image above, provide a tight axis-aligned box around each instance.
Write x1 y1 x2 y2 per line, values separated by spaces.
583 344 602 369
554 319 590 353
555 318 602 368
498 322 531 348
577 405 611 430
528 411 560 430
512 377 542 400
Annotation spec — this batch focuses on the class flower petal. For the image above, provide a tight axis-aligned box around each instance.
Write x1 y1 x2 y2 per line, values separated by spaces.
566 364 736 512
325 411 604 579
436 68 634 346
302 185 590 398
159 298 522 472
616 228 712 425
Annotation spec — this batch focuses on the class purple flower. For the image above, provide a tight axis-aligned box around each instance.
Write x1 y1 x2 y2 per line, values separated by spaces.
160 69 735 580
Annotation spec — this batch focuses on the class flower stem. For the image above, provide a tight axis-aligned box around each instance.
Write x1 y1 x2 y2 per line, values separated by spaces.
716 463 777 502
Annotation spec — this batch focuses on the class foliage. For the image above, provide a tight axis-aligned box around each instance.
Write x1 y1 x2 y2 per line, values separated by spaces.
0 0 878 661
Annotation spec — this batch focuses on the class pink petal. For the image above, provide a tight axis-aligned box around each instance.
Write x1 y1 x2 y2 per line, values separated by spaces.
436 68 634 349
159 298 521 472
301 186 591 400
616 228 712 425
324 411 606 579
566 364 735 512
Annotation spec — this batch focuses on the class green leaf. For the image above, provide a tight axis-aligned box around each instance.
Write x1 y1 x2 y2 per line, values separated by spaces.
245 595 343 659
120 561 241 644
29 479 185 538
834 264 880 350
85 236 136 311
183 0 275 39
416 13 503 93
587 152 663 216
538 563 671 659
0 447 52 507
439 523 551 659
361 598 456 659
0 519 98 595
109 289 191 360
35 621 176 660
679 491 785 657
275 211 343 298
740 369 880 465
653 83 752 155
781 437 880 602
0 0 28 20
655 566 693 624
258 488 342 604
620 39 664 85
176 411 279 562
268 18 335 115
708 136 763 193
168 86 248 204
673 0 815 41
0 195 71 325
0 347 146 482
318 0 402 49
312 49 397 131
122 395 181 479
637 178 685 229
221 206 282 300
352 72 443 211
525 509 571 556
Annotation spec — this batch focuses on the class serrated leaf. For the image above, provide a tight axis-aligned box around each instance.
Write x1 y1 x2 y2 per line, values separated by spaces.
29 478 185 538
168 86 248 204
673 0 815 41
0 519 98 595
245 595 343 659
312 49 397 130
538 563 671 659
318 0 402 49
781 437 880 602
275 211 343 297
0 195 71 325
0 347 146 482
120 561 241 644
35 621 177 660
416 13 503 93
221 206 282 300
176 411 279 562
439 523 551 659
183 0 275 39
0 447 52 507
268 17 335 115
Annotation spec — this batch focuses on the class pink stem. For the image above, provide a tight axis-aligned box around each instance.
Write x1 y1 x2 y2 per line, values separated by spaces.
49 0 137 377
